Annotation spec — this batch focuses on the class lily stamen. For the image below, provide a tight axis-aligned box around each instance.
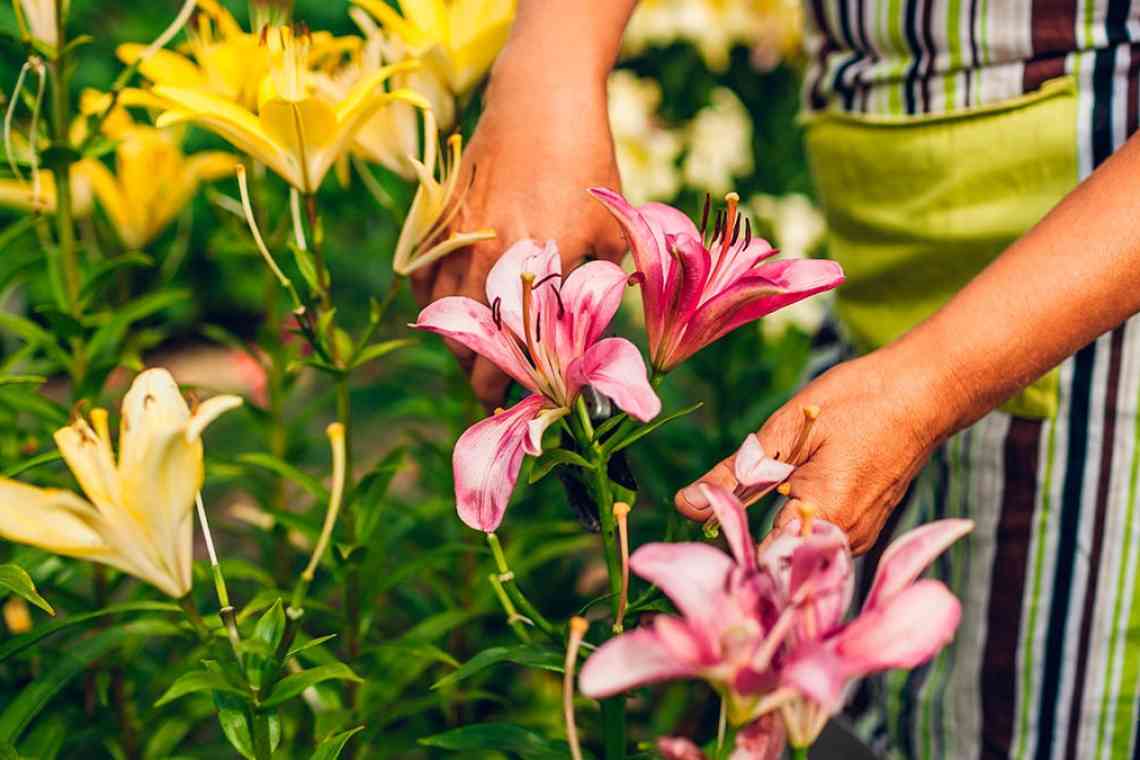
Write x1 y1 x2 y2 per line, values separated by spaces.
699 192 711 237
785 404 820 464
613 501 632 633
564 616 589 760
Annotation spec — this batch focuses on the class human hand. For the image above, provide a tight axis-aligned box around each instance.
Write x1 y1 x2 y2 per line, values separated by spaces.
411 43 627 410
673 350 962 554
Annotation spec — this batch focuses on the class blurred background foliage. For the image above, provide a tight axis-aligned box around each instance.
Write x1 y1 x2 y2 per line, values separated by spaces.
0 0 829 757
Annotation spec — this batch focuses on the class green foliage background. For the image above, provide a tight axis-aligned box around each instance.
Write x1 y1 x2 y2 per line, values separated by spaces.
0 1 818 757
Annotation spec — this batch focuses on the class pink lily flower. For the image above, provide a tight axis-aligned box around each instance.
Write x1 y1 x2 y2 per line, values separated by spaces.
589 187 844 372
412 239 661 532
578 485 794 724
761 517 974 748
657 716 783 760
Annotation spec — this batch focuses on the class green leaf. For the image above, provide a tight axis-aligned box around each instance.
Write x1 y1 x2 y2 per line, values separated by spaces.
0 601 179 663
85 289 188 362
154 669 250 707
432 645 564 691
252 599 286 651
603 402 704 456
289 241 322 296
0 564 52 614
349 338 415 369
238 453 328 502
419 723 588 760
247 598 286 691
2 451 62 479
312 727 364 760
78 253 153 301
0 619 179 742
286 633 337 659
261 663 362 709
352 447 407 544
0 312 66 365
527 448 592 484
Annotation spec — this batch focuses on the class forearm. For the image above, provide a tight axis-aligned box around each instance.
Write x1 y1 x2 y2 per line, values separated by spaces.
887 132 1140 437
496 0 638 86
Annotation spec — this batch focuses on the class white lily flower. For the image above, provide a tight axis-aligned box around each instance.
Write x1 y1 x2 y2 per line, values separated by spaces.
0 369 241 597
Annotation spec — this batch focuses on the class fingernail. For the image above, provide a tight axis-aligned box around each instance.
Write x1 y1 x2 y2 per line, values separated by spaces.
680 484 709 510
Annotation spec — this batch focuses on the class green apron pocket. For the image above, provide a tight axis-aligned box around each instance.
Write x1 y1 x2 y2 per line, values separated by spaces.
804 76 1078 419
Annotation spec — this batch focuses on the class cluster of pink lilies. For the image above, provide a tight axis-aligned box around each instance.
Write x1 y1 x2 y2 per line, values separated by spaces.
582 486 972 758
413 187 845 532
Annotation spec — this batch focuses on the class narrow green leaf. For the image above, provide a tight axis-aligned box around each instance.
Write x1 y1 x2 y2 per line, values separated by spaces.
0 601 180 662
238 453 328 502
527 448 592 484
286 634 337 659
289 242 322 296
0 564 52 614
155 670 250 707
85 289 188 361
604 402 703 456
0 312 66 364
419 723 588 760
312 727 364 760
0 620 178 742
432 645 564 691
261 663 362 709
349 338 415 369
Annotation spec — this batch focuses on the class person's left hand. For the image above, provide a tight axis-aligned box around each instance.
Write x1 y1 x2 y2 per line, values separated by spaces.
673 350 960 554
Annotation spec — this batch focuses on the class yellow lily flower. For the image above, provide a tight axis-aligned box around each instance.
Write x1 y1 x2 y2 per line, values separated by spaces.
153 25 430 194
0 165 94 217
71 96 237 250
353 0 516 96
311 8 452 180
0 369 242 598
117 0 356 112
393 110 494 275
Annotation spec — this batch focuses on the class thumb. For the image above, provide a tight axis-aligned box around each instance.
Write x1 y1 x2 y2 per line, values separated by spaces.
672 404 817 522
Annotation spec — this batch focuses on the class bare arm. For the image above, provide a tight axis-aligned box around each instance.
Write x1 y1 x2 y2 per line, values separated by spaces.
412 1 639 408
676 133 1140 552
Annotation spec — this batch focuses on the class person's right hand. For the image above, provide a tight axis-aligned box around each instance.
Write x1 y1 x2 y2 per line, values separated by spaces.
411 42 628 410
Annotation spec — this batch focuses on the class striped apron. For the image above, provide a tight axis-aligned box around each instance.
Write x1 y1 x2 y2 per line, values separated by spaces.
800 0 1140 758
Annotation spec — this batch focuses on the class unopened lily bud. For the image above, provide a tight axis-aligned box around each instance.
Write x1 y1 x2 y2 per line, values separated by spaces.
798 501 818 536
3 598 31 634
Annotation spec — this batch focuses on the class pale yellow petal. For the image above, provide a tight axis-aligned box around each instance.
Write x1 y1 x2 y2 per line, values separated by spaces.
153 87 299 186
353 0 437 53
186 394 242 443
196 0 244 39
395 228 495 275
117 43 208 89
185 151 239 183
0 480 111 559
446 16 513 94
75 159 137 247
310 88 430 193
334 61 424 125
0 174 55 214
54 416 123 512
116 369 199 597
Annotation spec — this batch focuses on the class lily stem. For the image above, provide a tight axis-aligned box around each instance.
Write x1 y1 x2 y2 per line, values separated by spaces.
581 425 626 760
336 375 361 712
485 533 556 638
48 2 79 316
791 747 809 760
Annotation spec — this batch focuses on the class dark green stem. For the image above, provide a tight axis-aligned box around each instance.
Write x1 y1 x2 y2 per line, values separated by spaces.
790 746 809 760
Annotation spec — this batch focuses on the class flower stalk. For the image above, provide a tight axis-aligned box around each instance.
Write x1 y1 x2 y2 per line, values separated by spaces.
612 502 631 634
486 532 555 638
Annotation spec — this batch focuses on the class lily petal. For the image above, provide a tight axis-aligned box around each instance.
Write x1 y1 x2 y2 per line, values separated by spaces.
681 259 845 365
579 622 702 698
566 338 661 422
733 434 794 489
0 480 109 561
452 395 551 531
630 542 735 626
864 518 974 611
589 187 669 346
555 260 629 358
484 239 561 340
412 296 537 392
699 484 756 571
833 579 961 682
